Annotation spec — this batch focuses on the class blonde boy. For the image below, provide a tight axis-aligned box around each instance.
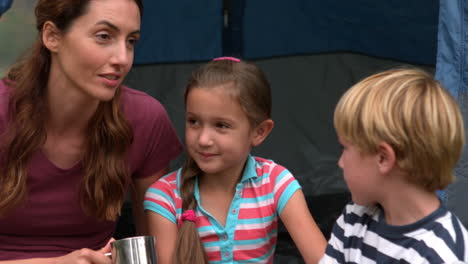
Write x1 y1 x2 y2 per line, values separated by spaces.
320 68 468 263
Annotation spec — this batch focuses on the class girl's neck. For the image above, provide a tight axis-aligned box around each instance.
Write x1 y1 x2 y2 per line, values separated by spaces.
199 161 247 193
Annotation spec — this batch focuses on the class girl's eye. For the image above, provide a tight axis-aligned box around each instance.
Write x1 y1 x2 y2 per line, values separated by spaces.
187 118 198 126
216 122 230 129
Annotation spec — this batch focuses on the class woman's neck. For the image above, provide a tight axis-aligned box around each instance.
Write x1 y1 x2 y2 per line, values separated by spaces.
46 70 99 136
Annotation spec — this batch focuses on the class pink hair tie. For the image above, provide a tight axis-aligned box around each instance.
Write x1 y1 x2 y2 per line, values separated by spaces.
213 56 240 62
178 210 197 227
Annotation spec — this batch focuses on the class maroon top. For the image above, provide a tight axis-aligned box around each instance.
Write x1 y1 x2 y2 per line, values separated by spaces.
0 80 183 260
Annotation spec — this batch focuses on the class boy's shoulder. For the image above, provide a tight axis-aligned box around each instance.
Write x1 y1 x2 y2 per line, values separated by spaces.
329 202 468 263
336 202 381 232
341 202 381 220
338 201 462 234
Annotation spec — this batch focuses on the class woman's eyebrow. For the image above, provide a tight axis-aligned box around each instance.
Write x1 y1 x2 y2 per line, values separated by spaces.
96 20 119 31
95 20 140 35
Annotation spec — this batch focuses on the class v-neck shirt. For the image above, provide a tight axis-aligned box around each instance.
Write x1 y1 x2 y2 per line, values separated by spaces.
0 80 183 260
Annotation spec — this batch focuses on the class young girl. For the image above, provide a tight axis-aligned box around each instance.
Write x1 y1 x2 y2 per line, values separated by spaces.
144 57 326 264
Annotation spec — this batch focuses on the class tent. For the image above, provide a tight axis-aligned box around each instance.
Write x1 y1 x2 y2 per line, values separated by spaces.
117 0 467 262
1 0 466 262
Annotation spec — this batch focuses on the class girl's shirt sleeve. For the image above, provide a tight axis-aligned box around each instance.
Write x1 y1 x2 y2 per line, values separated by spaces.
271 163 301 215
143 172 179 224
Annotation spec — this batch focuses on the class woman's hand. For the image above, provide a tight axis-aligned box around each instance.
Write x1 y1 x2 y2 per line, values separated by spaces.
54 249 110 264
0 239 114 264
54 238 114 264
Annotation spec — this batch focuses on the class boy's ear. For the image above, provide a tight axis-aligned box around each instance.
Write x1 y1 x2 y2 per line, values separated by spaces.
251 119 274 147
42 21 61 52
377 142 396 174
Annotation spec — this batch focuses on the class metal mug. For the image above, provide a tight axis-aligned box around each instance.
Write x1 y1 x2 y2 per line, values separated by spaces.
109 236 157 264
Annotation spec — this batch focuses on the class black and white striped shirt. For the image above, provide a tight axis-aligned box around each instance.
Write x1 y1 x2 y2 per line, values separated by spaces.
320 202 468 264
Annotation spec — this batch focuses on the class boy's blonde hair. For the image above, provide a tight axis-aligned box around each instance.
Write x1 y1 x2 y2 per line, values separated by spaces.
334 68 465 192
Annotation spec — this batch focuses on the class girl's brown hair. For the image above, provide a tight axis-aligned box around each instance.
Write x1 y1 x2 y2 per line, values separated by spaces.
0 0 143 221
174 59 272 263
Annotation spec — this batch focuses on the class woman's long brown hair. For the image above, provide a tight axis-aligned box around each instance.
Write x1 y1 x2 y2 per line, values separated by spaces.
0 0 143 221
174 59 272 263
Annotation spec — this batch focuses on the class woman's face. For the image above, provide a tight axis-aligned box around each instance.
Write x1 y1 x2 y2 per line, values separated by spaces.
48 0 140 102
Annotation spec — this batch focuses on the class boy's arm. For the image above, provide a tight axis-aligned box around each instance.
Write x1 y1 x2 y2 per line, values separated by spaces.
146 211 177 264
280 190 327 264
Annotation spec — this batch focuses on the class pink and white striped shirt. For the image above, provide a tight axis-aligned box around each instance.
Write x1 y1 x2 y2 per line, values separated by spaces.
144 155 301 263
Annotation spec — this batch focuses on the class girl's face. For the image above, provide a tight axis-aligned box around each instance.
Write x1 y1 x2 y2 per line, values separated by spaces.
185 86 258 179
47 0 140 102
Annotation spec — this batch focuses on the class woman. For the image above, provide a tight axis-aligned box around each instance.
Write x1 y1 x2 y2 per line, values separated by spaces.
0 0 182 263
